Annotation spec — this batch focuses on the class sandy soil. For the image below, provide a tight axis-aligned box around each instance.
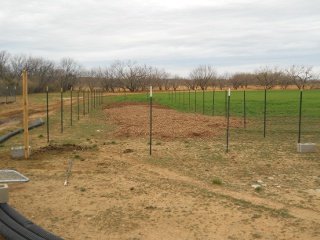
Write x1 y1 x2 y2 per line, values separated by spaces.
0 100 319 240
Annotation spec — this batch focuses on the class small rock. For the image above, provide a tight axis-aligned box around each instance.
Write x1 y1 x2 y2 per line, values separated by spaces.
268 177 274 180
252 184 261 189
257 180 264 184
145 206 157 210
261 184 268 187
123 149 134 153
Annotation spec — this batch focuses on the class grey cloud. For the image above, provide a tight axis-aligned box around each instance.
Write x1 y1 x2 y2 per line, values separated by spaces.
0 0 319 76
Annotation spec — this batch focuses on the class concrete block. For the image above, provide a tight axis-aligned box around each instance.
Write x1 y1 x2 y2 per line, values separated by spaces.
297 143 317 153
0 184 9 203
11 146 32 158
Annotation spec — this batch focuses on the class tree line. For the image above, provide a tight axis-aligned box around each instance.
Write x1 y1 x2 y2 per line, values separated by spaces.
0 50 319 94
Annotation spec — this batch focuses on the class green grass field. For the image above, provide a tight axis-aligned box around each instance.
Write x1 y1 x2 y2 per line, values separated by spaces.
118 89 319 117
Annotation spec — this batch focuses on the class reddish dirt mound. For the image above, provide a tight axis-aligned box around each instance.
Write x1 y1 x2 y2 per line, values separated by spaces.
104 101 243 140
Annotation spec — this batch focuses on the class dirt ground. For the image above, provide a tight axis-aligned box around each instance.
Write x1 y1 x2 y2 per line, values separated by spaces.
0 100 319 240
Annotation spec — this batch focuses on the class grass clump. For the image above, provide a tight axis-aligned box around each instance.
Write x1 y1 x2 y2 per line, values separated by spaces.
252 233 262 238
211 178 223 185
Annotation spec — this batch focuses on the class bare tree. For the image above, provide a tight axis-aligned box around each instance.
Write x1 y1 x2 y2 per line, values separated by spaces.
110 60 128 91
31 58 56 92
163 78 171 90
229 73 256 89
98 66 118 92
9 54 28 83
115 60 148 92
4 49 319 93
83 67 101 91
150 67 169 91
216 73 230 90
170 74 184 90
255 66 283 89
277 74 292 89
59 58 83 90
189 65 216 90
140 64 151 91
230 73 243 90
184 78 196 90
286 65 313 90
6 54 42 89
309 76 320 89
0 50 10 80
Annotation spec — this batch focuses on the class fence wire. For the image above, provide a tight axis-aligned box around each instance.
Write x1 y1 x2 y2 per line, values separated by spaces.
0 86 18 104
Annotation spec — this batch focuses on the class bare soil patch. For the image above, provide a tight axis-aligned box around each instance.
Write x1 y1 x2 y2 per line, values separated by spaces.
105 101 242 140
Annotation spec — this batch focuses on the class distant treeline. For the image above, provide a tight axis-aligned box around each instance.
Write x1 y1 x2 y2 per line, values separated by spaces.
0 50 319 94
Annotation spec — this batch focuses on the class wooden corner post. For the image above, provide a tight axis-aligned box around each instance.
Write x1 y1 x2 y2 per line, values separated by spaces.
22 70 29 159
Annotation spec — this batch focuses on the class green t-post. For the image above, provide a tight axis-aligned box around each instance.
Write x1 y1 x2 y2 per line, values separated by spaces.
70 88 73 126
226 88 231 153
61 87 63 133
298 89 303 143
149 86 153 155
46 86 49 143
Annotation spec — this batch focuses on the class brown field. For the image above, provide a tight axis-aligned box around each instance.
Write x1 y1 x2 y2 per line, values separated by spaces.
0 95 319 240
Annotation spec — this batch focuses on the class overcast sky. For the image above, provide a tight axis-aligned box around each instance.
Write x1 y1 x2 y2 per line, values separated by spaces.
1 0 319 77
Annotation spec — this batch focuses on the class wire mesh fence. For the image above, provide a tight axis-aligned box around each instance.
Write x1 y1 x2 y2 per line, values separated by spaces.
0 86 18 104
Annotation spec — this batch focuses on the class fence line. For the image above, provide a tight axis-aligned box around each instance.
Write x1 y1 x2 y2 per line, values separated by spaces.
0 86 17 104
